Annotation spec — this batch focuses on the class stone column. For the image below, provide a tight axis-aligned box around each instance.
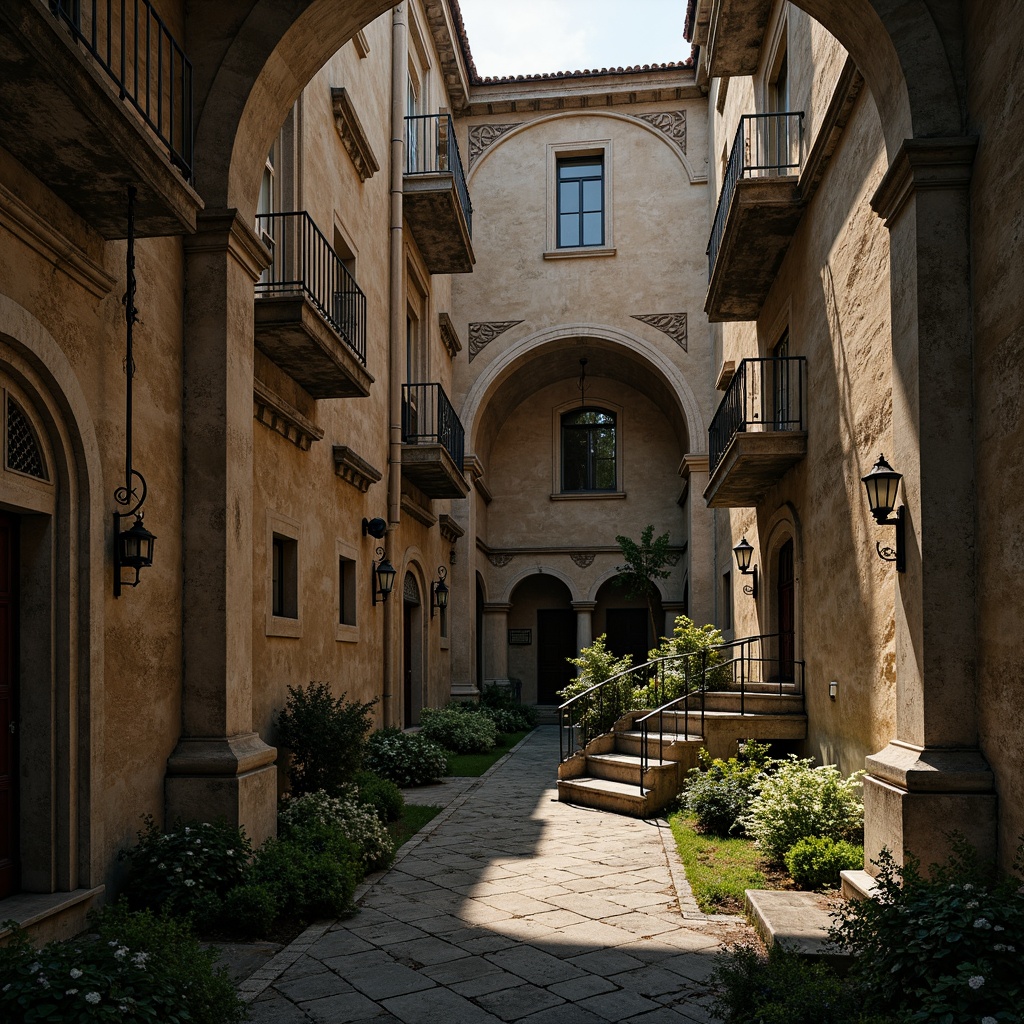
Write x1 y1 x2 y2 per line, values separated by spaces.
683 454 714 627
572 601 596 659
863 139 995 870
481 602 511 684
166 210 277 846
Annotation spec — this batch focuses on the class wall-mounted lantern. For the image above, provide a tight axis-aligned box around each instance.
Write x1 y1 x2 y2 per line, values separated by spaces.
431 566 448 618
732 535 758 599
372 547 397 605
861 453 905 572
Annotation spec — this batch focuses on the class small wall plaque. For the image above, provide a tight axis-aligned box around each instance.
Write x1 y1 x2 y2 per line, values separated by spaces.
508 629 532 645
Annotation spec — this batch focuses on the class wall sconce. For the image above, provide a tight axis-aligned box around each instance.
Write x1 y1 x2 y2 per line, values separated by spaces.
114 186 156 597
829 679 838 700
861 453 905 573
431 566 449 618
732 536 758 598
371 547 397 605
362 517 387 539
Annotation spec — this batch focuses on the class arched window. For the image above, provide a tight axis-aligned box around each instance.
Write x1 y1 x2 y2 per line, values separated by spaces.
561 408 616 492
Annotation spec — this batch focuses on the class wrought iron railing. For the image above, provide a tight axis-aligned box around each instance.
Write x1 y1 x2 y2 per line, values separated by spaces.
254 211 367 366
708 356 807 473
402 382 465 470
707 111 804 278
405 113 473 235
47 0 194 179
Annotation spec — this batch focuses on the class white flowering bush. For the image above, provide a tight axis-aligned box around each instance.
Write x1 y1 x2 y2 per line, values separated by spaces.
739 756 864 863
279 788 394 871
420 706 496 753
364 728 448 786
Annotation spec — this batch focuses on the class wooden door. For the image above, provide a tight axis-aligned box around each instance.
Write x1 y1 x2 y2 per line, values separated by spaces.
403 601 413 728
606 608 649 667
777 539 795 681
536 609 576 704
0 513 18 898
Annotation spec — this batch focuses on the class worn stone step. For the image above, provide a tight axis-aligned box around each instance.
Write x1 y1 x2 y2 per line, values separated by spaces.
585 751 677 785
556 776 652 817
744 889 850 959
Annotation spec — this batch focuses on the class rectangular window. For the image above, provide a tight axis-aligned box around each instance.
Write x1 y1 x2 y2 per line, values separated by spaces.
557 157 604 248
272 534 298 619
339 556 356 626
722 570 733 631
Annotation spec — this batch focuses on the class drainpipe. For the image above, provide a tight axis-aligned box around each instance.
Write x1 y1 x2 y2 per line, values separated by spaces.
383 4 408 729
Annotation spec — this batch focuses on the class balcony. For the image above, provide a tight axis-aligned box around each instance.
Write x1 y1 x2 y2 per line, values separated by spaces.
0 0 201 237
705 112 804 323
254 211 374 399
401 383 470 499
697 0 775 78
704 356 807 508
403 114 475 275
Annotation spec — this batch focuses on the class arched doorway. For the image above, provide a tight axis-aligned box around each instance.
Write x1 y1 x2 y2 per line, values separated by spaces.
402 572 424 727
0 510 18 898
507 574 574 706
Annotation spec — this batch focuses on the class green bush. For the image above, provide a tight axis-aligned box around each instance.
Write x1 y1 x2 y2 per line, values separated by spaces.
740 756 864 863
480 684 538 729
682 741 771 836
784 836 863 890
364 728 448 786
420 706 496 753
354 769 405 822
648 615 728 699
118 815 251 930
830 837 1024 1024
275 682 377 797
0 902 246 1024
560 634 638 740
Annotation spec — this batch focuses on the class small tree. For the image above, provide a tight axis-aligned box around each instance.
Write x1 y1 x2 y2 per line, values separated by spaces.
615 525 672 638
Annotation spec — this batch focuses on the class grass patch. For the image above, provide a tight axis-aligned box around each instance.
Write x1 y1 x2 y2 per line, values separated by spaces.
445 730 532 777
388 804 442 849
668 810 777 913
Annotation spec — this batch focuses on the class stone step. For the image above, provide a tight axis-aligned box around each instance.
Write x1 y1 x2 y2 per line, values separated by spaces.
614 730 704 758
744 889 849 960
585 751 677 785
556 776 651 817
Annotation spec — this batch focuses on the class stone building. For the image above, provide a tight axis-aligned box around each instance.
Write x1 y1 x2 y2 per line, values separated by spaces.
0 0 1021 942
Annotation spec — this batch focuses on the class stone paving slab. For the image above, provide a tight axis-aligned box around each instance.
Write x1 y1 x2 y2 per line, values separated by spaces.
240 727 752 1021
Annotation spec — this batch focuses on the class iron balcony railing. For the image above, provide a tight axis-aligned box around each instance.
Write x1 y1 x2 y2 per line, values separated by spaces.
48 0 194 179
405 113 473 236
707 111 804 278
708 355 807 473
402 382 465 470
255 211 367 366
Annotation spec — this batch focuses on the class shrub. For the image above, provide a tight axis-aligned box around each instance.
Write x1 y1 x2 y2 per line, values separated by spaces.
480 684 538 729
560 634 638 740
740 756 864 863
354 769 405 822
648 615 728 699
364 728 448 786
275 681 377 797
0 902 246 1024
784 836 863 890
830 837 1024 1024
682 741 771 836
279 788 395 872
420 706 496 753
118 815 251 930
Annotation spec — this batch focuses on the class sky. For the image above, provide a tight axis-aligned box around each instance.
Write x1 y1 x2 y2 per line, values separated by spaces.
455 1 690 79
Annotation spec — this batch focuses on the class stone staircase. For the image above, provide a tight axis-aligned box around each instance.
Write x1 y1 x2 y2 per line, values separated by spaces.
557 688 807 817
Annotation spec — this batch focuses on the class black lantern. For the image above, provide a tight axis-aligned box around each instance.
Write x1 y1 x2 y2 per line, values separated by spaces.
431 566 449 618
372 547 397 605
861 453 905 572
732 536 758 598
115 513 156 595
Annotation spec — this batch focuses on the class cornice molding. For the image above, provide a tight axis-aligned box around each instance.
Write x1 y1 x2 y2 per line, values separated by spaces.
401 491 437 527
438 311 463 358
332 444 382 492
331 87 380 182
253 380 324 451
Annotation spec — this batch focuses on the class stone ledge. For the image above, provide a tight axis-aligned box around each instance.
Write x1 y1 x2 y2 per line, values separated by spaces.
0 886 104 945
744 889 848 958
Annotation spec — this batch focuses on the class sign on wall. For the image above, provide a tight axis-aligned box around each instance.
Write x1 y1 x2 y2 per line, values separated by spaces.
508 629 532 645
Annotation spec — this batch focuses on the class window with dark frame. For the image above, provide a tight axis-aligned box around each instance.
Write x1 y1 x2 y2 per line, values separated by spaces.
722 570 733 630
339 556 356 626
561 408 616 492
272 534 298 619
557 156 604 248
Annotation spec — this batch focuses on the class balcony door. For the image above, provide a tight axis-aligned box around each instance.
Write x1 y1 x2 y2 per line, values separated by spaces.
0 512 18 898
771 331 791 429
777 539 795 682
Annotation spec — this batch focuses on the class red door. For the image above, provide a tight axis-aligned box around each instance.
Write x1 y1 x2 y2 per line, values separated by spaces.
777 540 795 681
0 513 18 898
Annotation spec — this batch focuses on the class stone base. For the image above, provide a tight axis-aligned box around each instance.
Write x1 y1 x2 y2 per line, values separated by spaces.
165 733 278 847
862 742 997 874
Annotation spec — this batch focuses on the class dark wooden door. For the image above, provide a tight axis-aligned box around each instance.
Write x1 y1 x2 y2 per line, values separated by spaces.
536 609 576 704
777 539 795 681
0 513 18 898
606 608 649 666
403 602 413 728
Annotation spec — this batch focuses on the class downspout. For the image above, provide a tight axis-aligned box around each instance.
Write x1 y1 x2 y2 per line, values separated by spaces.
383 4 407 729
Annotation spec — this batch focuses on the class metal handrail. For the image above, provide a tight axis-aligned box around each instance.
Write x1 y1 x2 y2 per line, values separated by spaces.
707 111 804 278
254 211 367 366
402 382 465 470
405 113 473 235
48 0 194 179
708 356 807 473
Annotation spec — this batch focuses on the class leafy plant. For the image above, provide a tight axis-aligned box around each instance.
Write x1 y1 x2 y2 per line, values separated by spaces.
420 706 496 753
647 615 729 698
278 788 394 871
560 634 638 741
354 769 405 822
480 683 538 729
740 756 864 863
275 682 377 797
364 728 448 787
830 837 1024 1024
615 525 672 637
784 836 863 890
682 741 771 836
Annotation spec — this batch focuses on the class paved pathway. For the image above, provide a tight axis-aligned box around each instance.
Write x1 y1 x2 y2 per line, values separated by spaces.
241 726 752 1023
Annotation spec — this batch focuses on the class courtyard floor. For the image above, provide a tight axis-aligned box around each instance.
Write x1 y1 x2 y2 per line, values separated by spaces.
237 725 754 1023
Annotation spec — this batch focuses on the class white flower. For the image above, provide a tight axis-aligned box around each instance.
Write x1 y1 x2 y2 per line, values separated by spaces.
69 968 82 980
28 962 41 974
184 878 195 887
993 944 1007 951
226 849 234 856
993 924 1005 932
66 989 79 996
114 945 128 960
37 976 50 989
85 991 101 1004
966 899 979 908
158 862 167 870
973 918 992 929
963 883 974 890
132 952 149 967
982 1018 997 1024
968 975 985 990
174 866 182 873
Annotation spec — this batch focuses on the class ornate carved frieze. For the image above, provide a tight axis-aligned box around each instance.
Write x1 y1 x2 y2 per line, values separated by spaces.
631 312 688 351
569 552 596 568
487 553 515 568
664 553 681 567
332 444 382 492
253 381 324 451
331 87 380 182
438 312 463 358
637 110 686 152
469 320 523 362
468 123 519 167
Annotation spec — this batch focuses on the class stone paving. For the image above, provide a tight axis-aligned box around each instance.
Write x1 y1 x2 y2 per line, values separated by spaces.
240 726 753 1023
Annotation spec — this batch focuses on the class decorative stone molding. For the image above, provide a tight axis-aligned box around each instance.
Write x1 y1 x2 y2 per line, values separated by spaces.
352 29 370 58
487 552 515 568
253 380 324 451
332 444 382 492
469 320 523 362
631 312 688 350
401 492 436 527
637 110 686 152
664 553 681 567
331 87 380 182
468 123 519 167
569 552 596 568
438 312 463 358
439 513 465 544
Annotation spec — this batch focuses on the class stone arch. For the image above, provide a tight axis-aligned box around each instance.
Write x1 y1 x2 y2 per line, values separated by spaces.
586 565 672 605
500 564 579 605
760 503 803 664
